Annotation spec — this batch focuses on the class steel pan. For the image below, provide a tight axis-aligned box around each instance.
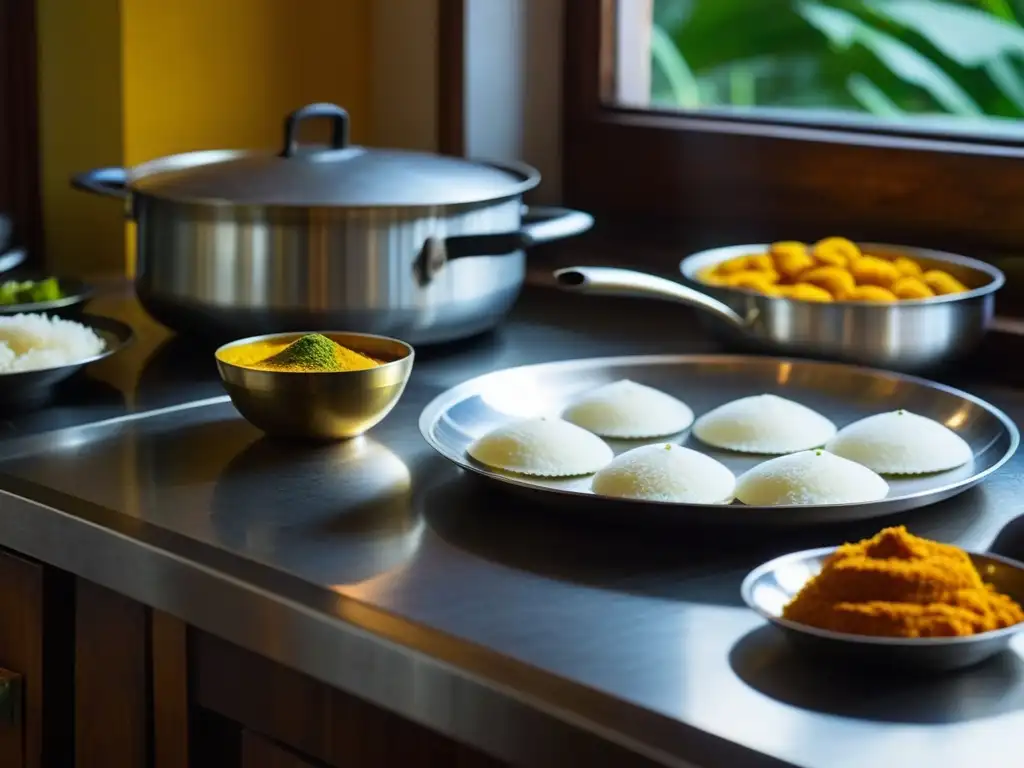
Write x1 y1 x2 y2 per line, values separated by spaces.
555 243 1004 372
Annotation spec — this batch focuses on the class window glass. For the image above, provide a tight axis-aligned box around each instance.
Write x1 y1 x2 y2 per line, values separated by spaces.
618 0 1024 139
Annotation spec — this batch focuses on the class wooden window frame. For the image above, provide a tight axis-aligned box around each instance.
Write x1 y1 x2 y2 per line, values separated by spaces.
0 0 42 265
562 0 1024 260
437 0 465 157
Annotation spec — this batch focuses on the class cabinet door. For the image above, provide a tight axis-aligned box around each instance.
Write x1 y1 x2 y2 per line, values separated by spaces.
243 731 322 768
75 580 147 768
0 668 24 767
0 550 45 768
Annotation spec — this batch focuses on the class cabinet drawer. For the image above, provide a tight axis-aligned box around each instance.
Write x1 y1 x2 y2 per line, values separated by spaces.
243 731 322 768
195 632 505 768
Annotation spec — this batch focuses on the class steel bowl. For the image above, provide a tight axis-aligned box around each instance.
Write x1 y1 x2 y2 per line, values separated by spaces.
0 314 133 407
215 331 414 441
742 546 1024 672
0 275 96 317
554 243 1004 372
0 249 95 316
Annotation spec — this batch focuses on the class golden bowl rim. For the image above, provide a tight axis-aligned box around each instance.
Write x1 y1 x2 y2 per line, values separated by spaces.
214 330 415 377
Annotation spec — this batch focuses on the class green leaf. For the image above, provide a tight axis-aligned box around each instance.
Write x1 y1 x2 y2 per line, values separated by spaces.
669 0 824 72
797 1 860 47
653 0 695 31
651 24 701 108
978 0 1017 22
985 54 1024 112
866 0 1024 65
729 65 758 106
797 1 983 115
846 73 906 116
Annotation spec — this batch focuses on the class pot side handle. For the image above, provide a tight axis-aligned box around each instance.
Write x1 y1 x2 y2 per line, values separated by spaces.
553 266 750 331
443 206 594 260
71 167 130 200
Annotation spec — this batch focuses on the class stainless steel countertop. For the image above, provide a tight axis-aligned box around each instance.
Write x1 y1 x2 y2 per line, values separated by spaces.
1 285 1024 768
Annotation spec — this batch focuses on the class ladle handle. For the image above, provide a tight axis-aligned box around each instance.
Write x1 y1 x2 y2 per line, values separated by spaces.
553 266 749 330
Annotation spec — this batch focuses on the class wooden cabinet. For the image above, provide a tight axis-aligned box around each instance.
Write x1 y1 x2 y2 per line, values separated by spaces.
75 584 190 768
74 581 148 768
194 632 505 768
243 731 322 768
0 559 510 768
0 549 73 768
0 666 25 767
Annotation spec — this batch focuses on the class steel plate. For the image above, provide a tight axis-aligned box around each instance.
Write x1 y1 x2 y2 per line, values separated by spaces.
418 355 1019 525
741 546 1024 671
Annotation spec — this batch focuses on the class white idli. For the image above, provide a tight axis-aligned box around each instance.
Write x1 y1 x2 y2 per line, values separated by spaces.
591 443 735 503
467 417 614 477
825 410 973 475
693 394 836 454
735 449 889 506
561 379 694 438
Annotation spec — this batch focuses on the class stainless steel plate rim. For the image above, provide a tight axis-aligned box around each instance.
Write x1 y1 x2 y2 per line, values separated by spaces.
418 353 1019 515
679 242 1005 307
741 545 1024 646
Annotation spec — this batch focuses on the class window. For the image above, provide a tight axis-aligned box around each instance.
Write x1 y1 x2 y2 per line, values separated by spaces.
562 0 1024 265
637 0 1024 140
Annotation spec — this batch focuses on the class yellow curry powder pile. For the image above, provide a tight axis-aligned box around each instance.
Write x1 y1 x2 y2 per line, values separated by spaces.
252 333 378 373
783 526 1024 638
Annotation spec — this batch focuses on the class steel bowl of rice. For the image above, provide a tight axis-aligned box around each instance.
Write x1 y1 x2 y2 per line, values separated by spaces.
0 313 133 405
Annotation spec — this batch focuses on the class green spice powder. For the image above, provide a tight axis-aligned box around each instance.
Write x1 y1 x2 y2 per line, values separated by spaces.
262 333 341 372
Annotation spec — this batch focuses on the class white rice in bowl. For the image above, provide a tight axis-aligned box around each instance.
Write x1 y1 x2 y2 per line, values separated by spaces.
0 314 105 373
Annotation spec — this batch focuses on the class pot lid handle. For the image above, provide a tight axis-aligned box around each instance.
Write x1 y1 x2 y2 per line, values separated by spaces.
280 103 350 158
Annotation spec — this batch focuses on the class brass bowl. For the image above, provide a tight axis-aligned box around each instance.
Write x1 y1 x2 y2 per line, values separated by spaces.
215 331 414 440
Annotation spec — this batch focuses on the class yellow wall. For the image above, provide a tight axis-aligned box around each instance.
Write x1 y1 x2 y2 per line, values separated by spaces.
37 0 126 278
38 0 372 275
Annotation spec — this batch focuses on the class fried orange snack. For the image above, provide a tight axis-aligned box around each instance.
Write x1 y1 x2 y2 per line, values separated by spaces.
923 270 967 295
812 237 861 267
891 276 935 300
798 266 855 300
892 256 923 277
846 285 898 302
850 256 900 289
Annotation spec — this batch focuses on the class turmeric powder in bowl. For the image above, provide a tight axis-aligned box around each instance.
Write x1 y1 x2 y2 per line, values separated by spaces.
218 333 379 372
783 526 1024 638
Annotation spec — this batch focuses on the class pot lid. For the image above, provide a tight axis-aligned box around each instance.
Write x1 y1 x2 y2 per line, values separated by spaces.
129 103 539 208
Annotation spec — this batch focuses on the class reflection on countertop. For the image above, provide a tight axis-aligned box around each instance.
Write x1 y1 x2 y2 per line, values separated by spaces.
210 436 419 586
729 625 1024 724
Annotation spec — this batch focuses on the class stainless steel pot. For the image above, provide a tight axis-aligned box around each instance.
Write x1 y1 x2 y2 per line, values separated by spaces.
72 102 593 344
555 243 1004 372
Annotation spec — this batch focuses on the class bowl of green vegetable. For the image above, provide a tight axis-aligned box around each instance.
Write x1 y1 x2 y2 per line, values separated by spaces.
0 275 95 316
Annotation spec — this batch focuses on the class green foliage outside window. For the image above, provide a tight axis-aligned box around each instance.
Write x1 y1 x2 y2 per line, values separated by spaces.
651 0 1024 129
